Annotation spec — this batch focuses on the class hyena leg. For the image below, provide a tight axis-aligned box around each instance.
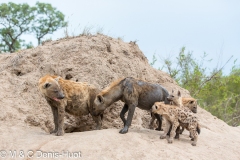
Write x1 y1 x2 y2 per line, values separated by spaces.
175 126 181 139
155 114 163 131
120 104 128 126
92 115 102 130
187 125 194 140
149 113 156 130
119 104 136 134
191 129 198 146
160 118 171 139
180 127 184 134
56 105 65 136
190 131 194 140
50 106 58 134
168 120 179 143
167 124 172 136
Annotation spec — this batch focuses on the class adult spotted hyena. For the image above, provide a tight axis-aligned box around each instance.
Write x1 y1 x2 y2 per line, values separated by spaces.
92 77 170 134
38 75 102 136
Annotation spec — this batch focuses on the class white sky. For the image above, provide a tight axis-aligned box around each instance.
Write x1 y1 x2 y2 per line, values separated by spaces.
1 0 240 74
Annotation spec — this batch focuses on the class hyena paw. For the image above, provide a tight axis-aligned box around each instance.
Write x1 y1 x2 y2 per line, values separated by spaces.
191 142 196 146
155 127 163 131
168 138 173 143
119 126 128 134
160 135 166 139
50 129 57 134
174 134 180 139
55 130 64 136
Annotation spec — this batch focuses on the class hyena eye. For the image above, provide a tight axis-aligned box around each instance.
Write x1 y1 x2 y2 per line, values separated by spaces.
54 90 58 93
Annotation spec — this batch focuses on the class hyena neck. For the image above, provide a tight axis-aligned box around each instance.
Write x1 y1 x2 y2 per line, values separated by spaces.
178 97 183 107
104 85 123 106
173 97 183 107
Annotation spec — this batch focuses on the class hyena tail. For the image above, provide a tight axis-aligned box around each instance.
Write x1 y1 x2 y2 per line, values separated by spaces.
197 123 201 134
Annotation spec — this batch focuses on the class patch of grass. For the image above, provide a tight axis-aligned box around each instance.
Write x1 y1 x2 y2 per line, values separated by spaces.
80 26 94 36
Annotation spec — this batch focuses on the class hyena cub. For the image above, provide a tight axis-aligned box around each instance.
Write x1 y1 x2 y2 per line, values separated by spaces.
167 90 200 137
152 92 200 146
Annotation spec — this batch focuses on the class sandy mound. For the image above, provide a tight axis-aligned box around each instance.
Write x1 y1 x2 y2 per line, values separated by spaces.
0 34 239 159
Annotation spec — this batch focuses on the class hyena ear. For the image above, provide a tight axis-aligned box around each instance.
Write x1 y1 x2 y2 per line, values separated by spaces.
55 76 61 82
97 95 104 104
43 82 51 89
178 90 181 97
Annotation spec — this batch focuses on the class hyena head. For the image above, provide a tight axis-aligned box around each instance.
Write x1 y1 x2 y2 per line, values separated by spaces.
92 94 107 116
151 102 167 115
167 90 183 107
39 75 65 102
183 98 198 113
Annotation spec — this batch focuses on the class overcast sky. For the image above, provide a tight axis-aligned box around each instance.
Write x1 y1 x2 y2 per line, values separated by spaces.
1 0 240 74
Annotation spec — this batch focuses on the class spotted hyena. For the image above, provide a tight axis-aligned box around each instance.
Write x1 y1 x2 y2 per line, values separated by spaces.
167 90 200 137
38 75 102 136
150 96 198 131
152 91 200 146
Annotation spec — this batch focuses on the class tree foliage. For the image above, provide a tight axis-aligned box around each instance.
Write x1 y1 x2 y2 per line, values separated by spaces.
151 47 240 126
199 68 240 126
32 2 67 45
0 2 35 52
0 2 67 53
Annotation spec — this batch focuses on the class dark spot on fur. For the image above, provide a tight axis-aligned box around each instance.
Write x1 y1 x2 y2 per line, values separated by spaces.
44 83 51 89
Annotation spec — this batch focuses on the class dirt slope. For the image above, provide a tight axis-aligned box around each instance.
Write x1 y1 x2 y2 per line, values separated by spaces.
0 34 239 160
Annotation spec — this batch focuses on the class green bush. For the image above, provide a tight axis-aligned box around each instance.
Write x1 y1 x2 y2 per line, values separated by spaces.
151 47 240 126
